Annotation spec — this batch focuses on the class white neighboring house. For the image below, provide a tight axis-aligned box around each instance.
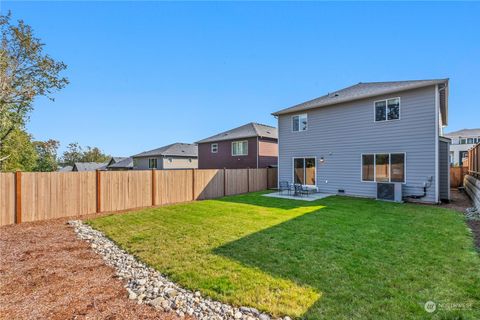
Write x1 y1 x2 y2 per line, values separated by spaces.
444 129 480 166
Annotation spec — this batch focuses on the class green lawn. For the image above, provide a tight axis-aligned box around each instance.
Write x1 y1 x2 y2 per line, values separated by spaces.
88 192 480 319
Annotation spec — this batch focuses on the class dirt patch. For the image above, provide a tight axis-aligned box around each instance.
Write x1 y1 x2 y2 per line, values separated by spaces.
0 219 181 320
440 189 473 212
467 220 480 250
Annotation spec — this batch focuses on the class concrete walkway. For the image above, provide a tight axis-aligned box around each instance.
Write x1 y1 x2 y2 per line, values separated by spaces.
263 191 334 201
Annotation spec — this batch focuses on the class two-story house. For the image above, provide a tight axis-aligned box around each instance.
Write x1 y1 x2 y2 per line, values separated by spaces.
132 143 198 170
444 128 480 166
272 79 450 203
196 122 278 169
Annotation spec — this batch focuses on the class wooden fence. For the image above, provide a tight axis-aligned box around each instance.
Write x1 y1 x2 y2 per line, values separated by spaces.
450 166 467 188
467 143 480 178
0 168 278 226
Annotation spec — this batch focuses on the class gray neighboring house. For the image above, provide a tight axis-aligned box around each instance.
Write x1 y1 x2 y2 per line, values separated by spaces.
132 143 198 170
272 79 450 203
72 162 108 172
107 157 134 170
444 128 480 166
57 165 73 172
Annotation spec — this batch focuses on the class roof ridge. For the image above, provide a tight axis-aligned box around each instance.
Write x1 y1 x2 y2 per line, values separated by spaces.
359 78 449 85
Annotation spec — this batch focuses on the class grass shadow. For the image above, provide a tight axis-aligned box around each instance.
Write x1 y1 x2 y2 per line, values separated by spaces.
214 195 480 319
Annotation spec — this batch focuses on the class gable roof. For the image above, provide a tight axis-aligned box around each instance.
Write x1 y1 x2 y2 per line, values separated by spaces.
58 165 73 172
73 162 108 171
107 157 128 166
272 79 449 124
107 157 134 169
196 122 277 144
133 143 198 158
444 128 480 138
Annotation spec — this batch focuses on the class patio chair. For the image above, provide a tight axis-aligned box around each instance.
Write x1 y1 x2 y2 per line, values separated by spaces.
295 184 315 197
279 181 292 195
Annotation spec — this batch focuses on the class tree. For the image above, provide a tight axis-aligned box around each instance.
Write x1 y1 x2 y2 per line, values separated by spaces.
62 142 83 166
34 139 59 172
62 142 110 166
82 146 110 163
0 13 68 163
0 128 37 171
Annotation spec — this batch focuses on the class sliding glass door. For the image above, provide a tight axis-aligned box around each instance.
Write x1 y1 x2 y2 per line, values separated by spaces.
293 158 316 185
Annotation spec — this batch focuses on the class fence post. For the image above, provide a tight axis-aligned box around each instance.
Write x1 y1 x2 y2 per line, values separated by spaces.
15 171 22 224
247 168 250 193
96 170 101 213
152 169 156 206
223 168 226 196
192 169 195 200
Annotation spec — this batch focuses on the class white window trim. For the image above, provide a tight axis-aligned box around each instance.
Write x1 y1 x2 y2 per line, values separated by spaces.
291 113 308 132
211 143 218 153
292 156 317 186
148 158 157 169
231 140 248 156
373 97 401 122
360 152 406 184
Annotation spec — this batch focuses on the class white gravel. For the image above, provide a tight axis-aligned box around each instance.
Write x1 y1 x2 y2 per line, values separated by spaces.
69 220 285 320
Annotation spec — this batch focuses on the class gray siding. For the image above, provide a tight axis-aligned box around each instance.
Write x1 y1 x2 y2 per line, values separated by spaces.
278 86 439 203
133 156 164 170
133 156 198 170
439 139 450 200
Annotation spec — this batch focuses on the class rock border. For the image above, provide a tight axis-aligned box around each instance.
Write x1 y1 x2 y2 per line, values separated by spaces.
69 220 287 320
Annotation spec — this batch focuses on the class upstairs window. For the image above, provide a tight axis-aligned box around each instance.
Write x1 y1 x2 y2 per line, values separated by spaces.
375 98 400 121
148 158 158 169
292 114 308 132
232 140 248 156
211 143 218 153
467 138 474 144
460 138 466 144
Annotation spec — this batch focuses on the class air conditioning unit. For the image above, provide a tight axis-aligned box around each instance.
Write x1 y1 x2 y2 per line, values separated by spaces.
377 182 403 202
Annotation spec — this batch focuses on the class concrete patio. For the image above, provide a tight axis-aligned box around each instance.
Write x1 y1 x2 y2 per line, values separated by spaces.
263 191 334 201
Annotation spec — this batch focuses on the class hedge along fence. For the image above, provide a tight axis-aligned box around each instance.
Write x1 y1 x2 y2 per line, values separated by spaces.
0 168 278 226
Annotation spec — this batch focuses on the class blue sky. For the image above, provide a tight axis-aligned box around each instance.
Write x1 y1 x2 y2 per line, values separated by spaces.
1 1 479 156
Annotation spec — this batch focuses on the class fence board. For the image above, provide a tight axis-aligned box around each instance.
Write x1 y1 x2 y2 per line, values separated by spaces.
156 170 193 205
450 167 467 188
20 172 96 222
267 167 278 189
0 173 15 226
194 169 224 200
225 169 248 196
248 168 267 192
100 171 152 212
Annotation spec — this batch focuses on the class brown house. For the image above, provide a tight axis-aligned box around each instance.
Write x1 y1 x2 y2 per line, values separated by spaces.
196 122 278 169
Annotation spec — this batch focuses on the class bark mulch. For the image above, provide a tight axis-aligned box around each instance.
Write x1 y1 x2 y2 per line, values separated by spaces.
0 219 181 320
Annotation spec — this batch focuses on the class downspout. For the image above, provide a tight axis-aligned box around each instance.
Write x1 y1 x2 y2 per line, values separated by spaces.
435 85 440 203
256 136 259 169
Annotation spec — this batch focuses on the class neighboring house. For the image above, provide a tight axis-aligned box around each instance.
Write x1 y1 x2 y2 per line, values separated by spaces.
107 157 134 171
444 128 480 166
272 79 450 203
196 122 278 169
72 162 108 171
132 143 198 170
57 165 73 172
107 157 128 167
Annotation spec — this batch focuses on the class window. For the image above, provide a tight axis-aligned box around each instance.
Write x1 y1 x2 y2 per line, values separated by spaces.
375 154 390 182
449 151 454 164
467 138 474 144
362 154 374 181
232 140 248 156
460 138 466 144
211 143 218 153
148 158 157 169
375 98 400 121
293 157 316 185
292 114 308 132
361 153 405 183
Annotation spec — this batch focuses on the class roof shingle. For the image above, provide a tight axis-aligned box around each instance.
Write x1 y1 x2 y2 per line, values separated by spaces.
196 122 277 144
